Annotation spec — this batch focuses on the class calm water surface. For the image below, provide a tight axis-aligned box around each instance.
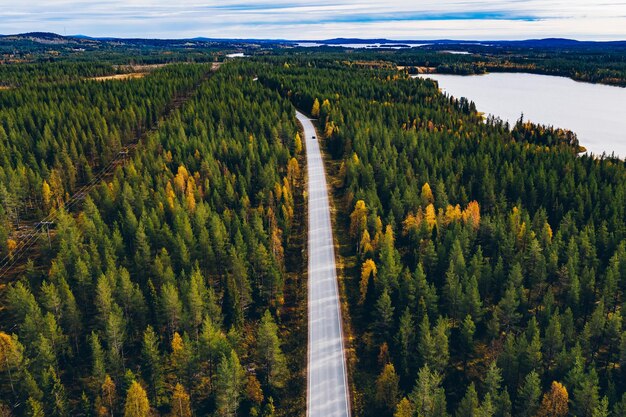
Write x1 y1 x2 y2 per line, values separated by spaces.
416 72 626 158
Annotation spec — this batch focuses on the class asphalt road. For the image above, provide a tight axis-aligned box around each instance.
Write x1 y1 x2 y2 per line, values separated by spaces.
298 110 351 417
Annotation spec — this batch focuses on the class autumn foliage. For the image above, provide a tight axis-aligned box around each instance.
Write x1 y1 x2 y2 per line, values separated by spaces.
536 381 568 417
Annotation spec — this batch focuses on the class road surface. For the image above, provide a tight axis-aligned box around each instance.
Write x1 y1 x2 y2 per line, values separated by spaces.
298 110 351 417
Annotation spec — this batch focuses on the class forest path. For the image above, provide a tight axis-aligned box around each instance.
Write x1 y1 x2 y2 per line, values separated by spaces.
298 110 350 417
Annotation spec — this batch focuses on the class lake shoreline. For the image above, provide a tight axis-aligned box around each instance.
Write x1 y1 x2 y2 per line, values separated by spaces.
413 71 626 160
404 67 626 89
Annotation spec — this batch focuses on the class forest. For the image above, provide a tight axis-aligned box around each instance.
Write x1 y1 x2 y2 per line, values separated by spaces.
256 57 626 417
279 43 626 87
1 48 626 417
1 60 305 416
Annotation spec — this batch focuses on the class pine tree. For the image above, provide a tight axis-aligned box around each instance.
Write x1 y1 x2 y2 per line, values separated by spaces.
215 350 244 417
141 326 165 406
497 283 521 331
460 315 476 359
223 273 243 329
43 366 68 417
515 371 541 417
378 225 401 290
484 361 502 398
464 275 483 322
187 267 207 336
133 221 151 279
409 365 448 417
161 283 183 335
257 310 288 389
444 264 463 323
397 308 415 376
374 289 395 342
90 332 106 384
543 313 563 367
228 249 252 320
95 274 114 329
456 383 479 417
417 314 450 372
27 397 45 417
105 306 126 373
571 368 600 417
593 396 609 417
418 315 435 368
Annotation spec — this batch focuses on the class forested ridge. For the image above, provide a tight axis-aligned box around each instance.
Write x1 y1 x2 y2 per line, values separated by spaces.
279 45 626 86
1 61 305 416
257 58 626 417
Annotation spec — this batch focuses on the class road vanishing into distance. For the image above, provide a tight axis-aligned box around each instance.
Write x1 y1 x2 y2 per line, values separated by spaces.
297 110 351 417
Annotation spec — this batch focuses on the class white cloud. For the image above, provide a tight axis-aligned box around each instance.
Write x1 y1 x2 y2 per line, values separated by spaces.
0 0 624 39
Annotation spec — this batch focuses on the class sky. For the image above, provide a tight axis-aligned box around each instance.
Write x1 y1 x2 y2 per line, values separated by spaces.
1 0 626 40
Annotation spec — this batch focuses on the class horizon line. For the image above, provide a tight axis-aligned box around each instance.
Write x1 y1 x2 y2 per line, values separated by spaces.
3 32 626 43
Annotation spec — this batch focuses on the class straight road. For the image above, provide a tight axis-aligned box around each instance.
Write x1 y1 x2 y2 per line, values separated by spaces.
297 110 350 417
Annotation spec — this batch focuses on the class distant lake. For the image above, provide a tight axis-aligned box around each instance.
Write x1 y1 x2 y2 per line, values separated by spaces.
297 42 427 49
439 50 472 55
415 72 626 158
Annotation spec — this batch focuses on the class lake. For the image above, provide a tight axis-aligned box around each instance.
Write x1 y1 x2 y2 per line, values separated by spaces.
297 42 428 49
415 72 626 158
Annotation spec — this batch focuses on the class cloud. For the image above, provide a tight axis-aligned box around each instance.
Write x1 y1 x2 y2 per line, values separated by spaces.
0 0 624 40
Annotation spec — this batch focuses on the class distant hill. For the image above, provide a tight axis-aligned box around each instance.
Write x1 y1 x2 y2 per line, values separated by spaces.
1 32 625 50
311 37 626 48
11 32 68 40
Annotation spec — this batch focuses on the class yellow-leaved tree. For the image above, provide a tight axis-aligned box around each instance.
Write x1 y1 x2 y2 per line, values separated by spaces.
0 331 24 397
360 229 374 256
311 98 320 118
174 165 189 194
294 132 303 154
424 204 437 231
169 383 192 417
101 374 117 417
536 381 568 417
42 180 52 210
124 381 150 417
462 201 481 230
359 259 377 305
350 200 368 242
375 363 400 411
394 397 414 417
421 182 434 205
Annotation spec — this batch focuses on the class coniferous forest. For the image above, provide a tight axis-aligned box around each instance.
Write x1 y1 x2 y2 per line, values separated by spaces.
258 57 626 417
1 46 626 417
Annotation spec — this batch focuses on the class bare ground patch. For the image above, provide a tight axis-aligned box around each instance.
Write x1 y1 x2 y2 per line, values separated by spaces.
89 72 148 81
